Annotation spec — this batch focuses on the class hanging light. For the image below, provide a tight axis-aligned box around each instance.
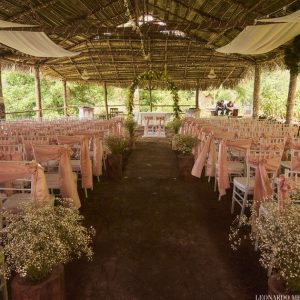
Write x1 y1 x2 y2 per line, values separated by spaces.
81 70 89 80
207 68 216 79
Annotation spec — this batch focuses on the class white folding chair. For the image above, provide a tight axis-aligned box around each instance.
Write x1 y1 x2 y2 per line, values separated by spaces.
231 150 282 216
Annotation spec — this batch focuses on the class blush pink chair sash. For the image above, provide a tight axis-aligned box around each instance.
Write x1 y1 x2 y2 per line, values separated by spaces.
57 135 93 189
291 152 300 171
247 155 281 209
206 136 216 177
92 135 103 177
217 139 252 197
0 161 51 206
33 145 81 208
191 135 213 178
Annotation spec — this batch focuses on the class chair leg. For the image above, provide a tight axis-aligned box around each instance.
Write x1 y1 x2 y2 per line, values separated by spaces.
97 176 100 182
231 186 236 214
240 191 248 217
84 188 88 198
214 177 217 192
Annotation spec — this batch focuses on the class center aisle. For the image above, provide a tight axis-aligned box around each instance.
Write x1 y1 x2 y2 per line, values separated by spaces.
65 138 266 300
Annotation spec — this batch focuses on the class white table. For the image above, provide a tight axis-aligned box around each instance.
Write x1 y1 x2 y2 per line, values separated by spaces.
135 112 171 137
134 112 172 126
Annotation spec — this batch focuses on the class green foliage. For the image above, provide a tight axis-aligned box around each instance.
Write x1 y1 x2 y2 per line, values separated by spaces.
124 116 137 136
284 35 300 75
105 135 128 155
173 134 198 155
167 118 182 134
127 70 181 117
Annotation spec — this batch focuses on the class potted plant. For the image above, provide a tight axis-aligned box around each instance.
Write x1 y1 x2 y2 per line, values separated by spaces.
105 135 128 180
167 118 182 135
229 197 300 295
0 200 95 300
124 116 137 149
173 134 198 180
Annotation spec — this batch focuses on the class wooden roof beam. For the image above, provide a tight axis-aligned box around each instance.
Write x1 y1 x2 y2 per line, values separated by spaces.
8 0 59 22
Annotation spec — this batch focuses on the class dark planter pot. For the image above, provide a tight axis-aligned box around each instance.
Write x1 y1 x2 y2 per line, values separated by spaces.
12 264 65 300
177 154 195 180
268 274 286 295
129 135 136 149
268 274 300 296
107 154 123 180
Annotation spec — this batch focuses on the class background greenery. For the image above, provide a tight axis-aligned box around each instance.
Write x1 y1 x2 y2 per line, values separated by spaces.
2 69 300 120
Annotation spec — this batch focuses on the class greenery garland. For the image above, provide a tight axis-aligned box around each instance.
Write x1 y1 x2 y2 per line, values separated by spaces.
284 35 300 75
126 70 181 118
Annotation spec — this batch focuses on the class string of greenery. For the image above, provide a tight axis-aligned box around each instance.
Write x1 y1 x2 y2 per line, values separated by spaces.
284 35 300 75
126 70 181 118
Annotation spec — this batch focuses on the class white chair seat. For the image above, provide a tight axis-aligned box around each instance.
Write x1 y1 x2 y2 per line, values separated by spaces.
3 193 33 210
45 172 78 189
233 177 255 192
70 160 81 172
281 161 291 170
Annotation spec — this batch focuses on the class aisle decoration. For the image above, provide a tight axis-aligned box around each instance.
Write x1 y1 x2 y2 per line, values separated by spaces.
173 134 198 180
126 70 181 118
0 200 95 300
229 197 300 295
105 135 129 180
124 116 137 148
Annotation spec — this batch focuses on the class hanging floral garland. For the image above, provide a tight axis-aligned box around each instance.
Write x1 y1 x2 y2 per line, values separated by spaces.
126 70 181 119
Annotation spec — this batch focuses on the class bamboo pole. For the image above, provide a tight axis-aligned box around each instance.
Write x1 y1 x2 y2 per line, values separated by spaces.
252 65 261 119
0 62 5 119
104 82 109 119
285 71 298 125
195 79 199 109
62 79 68 117
34 65 42 119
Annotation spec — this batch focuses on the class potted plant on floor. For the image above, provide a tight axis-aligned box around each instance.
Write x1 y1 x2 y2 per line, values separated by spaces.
167 118 182 135
105 135 129 180
173 134 198 180
0 200 95 300
229 197 300 295
124 116 137 149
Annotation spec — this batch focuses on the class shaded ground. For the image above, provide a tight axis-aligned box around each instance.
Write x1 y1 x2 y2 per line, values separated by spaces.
65 137 266 300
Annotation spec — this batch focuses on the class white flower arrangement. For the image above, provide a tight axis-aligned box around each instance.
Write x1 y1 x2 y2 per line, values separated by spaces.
0 199 95 282
173 134 198 155
229 196 300 292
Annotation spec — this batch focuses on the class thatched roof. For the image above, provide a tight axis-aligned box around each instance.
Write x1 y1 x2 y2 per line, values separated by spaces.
0 0 298 89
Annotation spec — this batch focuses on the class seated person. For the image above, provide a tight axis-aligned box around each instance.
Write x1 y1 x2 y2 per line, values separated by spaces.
215 100 225 115
225 100 234 115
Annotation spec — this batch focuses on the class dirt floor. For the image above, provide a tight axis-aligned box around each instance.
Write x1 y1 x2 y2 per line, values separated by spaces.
65 137 267 300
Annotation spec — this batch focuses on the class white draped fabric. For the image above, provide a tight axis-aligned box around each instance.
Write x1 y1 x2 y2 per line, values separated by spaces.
0 20 37 28
257 10 300 23
0 31 79 57
216 22 300 55
0 19 78 57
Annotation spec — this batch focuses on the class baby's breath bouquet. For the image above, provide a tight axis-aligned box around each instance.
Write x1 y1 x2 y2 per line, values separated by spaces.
0 200 95 282
173 134 198 155
229 197 300 292
105 135 129 155
167 118 182 134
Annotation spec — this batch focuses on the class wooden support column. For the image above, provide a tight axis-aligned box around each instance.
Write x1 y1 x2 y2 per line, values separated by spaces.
285 70 298 125
0 62 5 119
62 79 68 117
34 65 42 119
104 82 109 119
195 79 199 109
252 65 261 118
